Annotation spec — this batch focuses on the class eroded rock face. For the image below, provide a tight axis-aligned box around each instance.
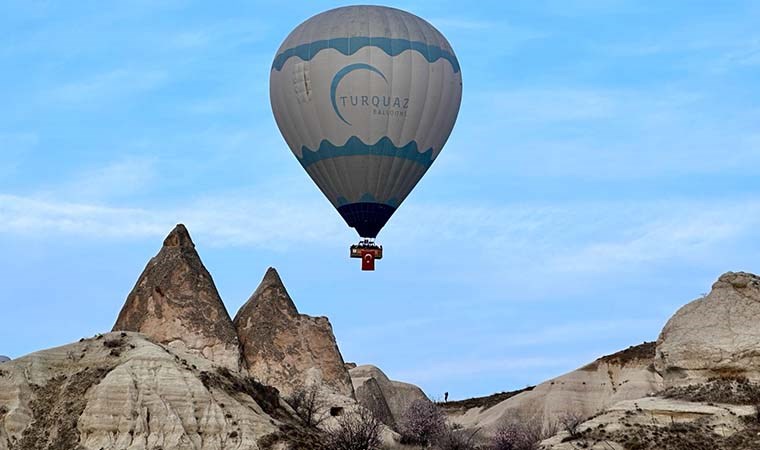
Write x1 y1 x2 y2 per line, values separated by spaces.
447 343 661 434
0 332 318 450
349 365 429 430
541 397 755 450
655 272 760 387
113 224 242 370
233 268 354 398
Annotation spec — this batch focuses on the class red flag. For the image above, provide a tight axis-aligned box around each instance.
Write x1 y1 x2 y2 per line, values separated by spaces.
361 251 375 271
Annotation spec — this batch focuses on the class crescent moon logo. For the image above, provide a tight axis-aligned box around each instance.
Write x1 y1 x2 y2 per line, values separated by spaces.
330 63 388 126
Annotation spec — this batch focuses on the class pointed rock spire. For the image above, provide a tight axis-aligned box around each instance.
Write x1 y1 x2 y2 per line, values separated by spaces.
233 268 354 397
235 267 299 323
113 224 242 370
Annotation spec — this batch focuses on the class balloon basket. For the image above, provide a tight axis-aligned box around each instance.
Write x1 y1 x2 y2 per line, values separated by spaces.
350 240 383 271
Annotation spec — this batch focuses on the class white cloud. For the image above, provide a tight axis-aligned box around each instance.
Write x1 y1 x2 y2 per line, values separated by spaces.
546 203 760 274
456 84 760 179
37 157 160 201
0 192 346 250
0 191 756 277
45 68 167 104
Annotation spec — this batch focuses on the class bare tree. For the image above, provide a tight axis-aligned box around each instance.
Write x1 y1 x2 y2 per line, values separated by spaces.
398 399 447 446
286 382 329 427
323 407 383 450
558 411 584 438
491 415 557 450
435 425 480 450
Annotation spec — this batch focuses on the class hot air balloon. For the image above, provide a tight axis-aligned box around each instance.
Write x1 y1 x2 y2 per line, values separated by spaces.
270 5 462 270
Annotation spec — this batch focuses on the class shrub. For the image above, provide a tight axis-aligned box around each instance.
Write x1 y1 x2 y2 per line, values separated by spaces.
434 425 479 450
324 407 383 450
399 399 447 445
490 416 556 450
286 382 329 427
558 411 584 438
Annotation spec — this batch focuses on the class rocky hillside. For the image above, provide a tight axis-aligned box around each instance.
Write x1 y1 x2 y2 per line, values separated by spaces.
440 271 760 449
0 224 411 450
4 222 760 449
539 272 760 449
446 342 660 435
0 332 321 450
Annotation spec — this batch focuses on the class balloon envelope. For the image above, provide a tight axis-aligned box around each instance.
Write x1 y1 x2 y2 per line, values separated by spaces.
270 5 462 238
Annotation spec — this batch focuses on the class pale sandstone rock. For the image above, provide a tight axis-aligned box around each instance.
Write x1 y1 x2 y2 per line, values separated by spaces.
233 268 354 398
0 332 315 450
349 364 429 429
113 224 242 370
655 271 760 387
541 397 753 449
447 343 661 435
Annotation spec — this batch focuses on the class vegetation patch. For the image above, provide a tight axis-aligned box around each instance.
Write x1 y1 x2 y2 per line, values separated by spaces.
16 366 111 450
440 387 534 413
659 376 760 405
582 342 656 371
256 423 326 450
567 416 760 450
199 367 284 419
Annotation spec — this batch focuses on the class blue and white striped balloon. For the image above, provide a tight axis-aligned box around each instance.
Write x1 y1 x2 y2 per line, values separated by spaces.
270 5 462 238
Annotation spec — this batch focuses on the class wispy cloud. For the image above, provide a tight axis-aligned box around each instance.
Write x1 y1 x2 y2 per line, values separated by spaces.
549 210 754 273
36 157 159 201
1 191 756 275
0 192 345 249
44 68 167 105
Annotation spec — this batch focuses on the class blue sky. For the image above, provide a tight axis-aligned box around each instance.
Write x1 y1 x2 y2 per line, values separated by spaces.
1 1 759 400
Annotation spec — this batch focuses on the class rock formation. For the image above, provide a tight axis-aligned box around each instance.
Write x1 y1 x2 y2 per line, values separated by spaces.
0 332 321 450
349 364 430 429
112 224 243 370
0 357 9 364
541 394 757 450
0 224 418 450
533 271 760 449
445 342 661 434
655 271 760 387
233 268 354 398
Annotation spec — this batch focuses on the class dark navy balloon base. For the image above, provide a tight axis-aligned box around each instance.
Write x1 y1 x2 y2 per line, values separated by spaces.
337 202 396 238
